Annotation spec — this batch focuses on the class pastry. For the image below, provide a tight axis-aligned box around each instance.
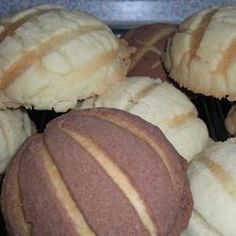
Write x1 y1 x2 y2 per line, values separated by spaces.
123 23 176 80
0 5 131 112
1 108 192 236
225 104 236 136
182 138 236 236
78 76 209 161
164 4 236 100
0 108 35 174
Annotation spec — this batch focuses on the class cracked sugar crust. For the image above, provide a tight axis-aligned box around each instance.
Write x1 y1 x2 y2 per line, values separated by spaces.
164 4 236 101
0 5 132 112
184 138 236 236
0 108 35 174
78 77 210 161
224 104 236 136
123 23 176 80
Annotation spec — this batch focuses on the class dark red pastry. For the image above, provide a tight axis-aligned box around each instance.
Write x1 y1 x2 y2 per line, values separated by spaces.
1 108 192 236
123 23 177 80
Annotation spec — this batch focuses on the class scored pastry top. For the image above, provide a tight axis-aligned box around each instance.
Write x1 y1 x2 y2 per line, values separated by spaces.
78 76 210 161
1 108 192 236
0 108 35 174
123 23 176 80
183 138 236 236
164 4 236 100
0 5 132 111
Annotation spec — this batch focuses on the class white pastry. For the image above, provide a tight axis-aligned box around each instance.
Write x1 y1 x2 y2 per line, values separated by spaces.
225 104 236 136
0 5 131 112
78 76 210 161
164 4 236 101
0 109 35 174
183 138 236 236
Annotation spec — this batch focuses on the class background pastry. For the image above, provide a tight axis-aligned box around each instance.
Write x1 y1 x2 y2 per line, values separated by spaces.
182 138 236 236
225 104 236 136
164 4 236 100
78 76 209 161
1 108 192 236
0 5 131 112
0 108 35 174
123 23 176 80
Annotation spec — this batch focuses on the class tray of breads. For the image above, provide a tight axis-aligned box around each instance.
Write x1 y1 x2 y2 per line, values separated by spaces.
0 1 236 235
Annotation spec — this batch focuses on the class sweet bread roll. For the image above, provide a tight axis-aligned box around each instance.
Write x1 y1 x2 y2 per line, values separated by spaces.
0 109 35 174
78 76 209 161
1 108 192 236
164 4 236 100
225 104 236 136
182 138 236 236
123 23 176 80
0 5 131 112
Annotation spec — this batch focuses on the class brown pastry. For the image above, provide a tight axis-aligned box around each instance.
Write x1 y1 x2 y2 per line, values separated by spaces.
123 23 177 80
1 108 192 236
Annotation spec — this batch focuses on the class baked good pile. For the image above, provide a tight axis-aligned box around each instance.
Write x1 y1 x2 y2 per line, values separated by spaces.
0 3 236 236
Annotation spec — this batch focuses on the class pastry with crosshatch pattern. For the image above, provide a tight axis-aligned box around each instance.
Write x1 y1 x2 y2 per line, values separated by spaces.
1 108 192 236
164 4 236 101
123 23 176 80
0 108 35 174
224 104 236 136
0 5 131 112
182 138 236 236
77 76 210 161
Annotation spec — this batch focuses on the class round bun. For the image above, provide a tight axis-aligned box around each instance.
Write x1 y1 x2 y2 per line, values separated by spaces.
0 5 131 112
0 108 35 174
123 23 176 80
78 76 209 161
1 108 192 236
183 138 236 236
164 4 236 100
225 104 236 136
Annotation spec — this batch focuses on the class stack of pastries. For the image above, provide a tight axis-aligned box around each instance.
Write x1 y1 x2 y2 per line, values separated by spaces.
0 2 236 236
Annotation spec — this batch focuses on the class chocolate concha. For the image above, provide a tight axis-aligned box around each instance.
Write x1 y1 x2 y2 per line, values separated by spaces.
123 23 176 80
0 5 131 112
0 108 35 174
1 108 192 236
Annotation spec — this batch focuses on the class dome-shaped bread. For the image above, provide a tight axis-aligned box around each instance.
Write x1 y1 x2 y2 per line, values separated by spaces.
164 4 236 100
225 104 236 136
0 5 131 112
78 77 209 161
182 138 236 236
0 108 35 174
123 23 176 80
1 108 192 236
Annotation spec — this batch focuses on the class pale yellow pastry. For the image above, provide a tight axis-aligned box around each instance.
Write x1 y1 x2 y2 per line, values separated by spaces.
0 109 35 174
182 138 236 236
77 76 210 161
0 5 131 112
164 4 236 100
225 104 236 136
